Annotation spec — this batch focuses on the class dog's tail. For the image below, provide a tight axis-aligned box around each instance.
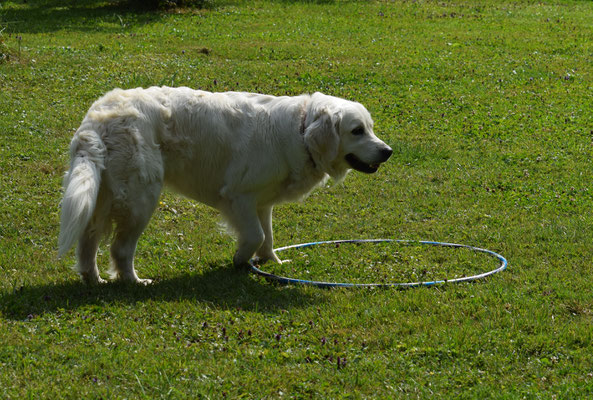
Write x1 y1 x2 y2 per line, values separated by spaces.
58 129 106 257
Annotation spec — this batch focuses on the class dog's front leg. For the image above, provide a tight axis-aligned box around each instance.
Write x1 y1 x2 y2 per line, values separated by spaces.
227 196 265 270
254 205 284 265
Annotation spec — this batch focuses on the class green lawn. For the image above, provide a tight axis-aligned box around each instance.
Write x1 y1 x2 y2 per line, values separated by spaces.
1 0 593 398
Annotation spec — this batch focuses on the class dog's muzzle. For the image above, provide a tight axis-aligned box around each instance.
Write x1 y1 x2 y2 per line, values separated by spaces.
346 146 392 174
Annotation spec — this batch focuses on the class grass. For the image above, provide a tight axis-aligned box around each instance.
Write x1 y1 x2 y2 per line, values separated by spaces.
1 0 593 397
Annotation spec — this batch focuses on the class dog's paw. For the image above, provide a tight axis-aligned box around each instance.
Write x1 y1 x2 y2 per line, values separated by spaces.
253 249 286 265
80 272 107 285
252 256 292 266
112 275 154 285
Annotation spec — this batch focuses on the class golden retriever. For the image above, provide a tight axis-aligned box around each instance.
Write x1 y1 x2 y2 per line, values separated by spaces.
58 87 392 284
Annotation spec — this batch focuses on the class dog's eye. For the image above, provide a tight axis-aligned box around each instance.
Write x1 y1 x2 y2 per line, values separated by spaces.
351 127 365 136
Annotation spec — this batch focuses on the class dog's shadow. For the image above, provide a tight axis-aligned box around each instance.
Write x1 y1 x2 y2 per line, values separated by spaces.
1 263 320 320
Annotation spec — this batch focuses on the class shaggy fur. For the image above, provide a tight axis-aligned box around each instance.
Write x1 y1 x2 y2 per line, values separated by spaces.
58 87 392 284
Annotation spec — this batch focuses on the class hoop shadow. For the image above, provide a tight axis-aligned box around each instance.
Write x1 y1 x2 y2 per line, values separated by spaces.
0 263 320 320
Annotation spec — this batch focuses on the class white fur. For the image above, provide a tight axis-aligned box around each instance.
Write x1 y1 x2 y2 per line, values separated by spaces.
58 87 392 284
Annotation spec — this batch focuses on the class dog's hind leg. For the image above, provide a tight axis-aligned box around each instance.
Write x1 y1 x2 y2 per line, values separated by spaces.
75 225 106 284
109 181 161 285
110 229 151 285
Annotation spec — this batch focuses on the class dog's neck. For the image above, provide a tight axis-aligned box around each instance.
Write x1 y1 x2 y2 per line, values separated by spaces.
300 98 319 172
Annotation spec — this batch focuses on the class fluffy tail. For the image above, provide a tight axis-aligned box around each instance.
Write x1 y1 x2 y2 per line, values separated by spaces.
58 129 106 257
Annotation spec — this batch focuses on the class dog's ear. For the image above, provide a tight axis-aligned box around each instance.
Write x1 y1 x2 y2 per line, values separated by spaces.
304 107 341 175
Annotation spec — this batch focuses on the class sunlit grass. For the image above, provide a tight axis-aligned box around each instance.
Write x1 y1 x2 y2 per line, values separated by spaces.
1 0 593 398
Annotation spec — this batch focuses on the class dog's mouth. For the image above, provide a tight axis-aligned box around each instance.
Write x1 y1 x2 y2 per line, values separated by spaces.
345 153 380 174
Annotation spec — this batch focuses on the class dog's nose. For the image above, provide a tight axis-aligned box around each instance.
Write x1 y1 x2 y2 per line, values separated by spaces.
380 146 393 162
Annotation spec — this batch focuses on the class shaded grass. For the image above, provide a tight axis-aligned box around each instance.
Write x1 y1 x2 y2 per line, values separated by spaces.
0 264 321 320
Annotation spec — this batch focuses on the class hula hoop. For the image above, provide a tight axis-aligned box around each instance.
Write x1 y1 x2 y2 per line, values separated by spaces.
250 239 508 288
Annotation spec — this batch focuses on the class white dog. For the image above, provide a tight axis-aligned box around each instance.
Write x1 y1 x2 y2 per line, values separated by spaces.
58 87 392 284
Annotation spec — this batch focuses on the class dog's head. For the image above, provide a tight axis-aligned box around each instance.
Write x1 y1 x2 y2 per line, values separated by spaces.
304 93 392 181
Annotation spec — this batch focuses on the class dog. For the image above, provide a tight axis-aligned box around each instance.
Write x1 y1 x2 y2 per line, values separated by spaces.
58 87 392 284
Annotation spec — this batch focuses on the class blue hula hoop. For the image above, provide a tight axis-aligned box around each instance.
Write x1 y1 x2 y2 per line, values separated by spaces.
250 239 508 289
